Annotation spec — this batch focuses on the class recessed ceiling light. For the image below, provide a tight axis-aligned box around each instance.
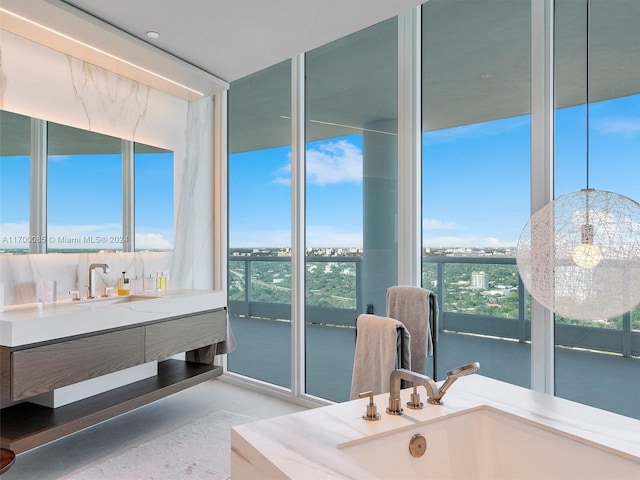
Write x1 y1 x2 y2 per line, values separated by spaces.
146 31 160 39
0 7 204 96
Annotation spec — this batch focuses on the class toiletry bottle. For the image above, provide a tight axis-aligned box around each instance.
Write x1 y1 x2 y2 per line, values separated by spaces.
117 272 130 296
144 274 155 292
157 272 167 290
131 276 142 294
117 274 124 295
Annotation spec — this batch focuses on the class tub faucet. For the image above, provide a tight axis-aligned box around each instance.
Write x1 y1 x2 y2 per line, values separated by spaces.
88 263 110 299
387 362 480 414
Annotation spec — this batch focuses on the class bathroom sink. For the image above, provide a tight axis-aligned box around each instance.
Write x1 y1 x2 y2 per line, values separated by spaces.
73 295 159 306
338 406 639 479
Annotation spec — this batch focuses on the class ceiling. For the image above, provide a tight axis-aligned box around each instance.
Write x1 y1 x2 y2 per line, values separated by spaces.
57 0 426 83
53 0 640 110
2 0 639 154
229 0 640 152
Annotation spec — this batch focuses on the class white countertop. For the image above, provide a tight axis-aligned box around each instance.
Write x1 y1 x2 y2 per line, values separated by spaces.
0 289 226 347
231 375 640 479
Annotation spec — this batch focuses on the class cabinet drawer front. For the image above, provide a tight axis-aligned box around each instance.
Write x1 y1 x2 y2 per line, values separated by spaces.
11 327 145 401
1 348 10 399
145 309 226 361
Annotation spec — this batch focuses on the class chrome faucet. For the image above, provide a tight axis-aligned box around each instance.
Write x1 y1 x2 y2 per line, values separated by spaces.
387 362 480 415
88 263 110 299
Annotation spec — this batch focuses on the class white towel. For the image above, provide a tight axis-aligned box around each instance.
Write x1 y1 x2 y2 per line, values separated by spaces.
350 314 411 400
386 286 438 375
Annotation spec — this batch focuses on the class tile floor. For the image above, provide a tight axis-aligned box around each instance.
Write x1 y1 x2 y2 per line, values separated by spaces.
2 378 307 480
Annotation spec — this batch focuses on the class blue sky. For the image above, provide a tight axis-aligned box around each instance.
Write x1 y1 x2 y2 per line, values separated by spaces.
0 151 173 250
229 137 365 248
555 95 640 197
2 96 638 251
229 94 639 249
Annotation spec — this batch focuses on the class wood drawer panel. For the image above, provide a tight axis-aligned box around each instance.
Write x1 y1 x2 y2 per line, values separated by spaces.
11 327 145 401
144 309 226 361
0 348 10 399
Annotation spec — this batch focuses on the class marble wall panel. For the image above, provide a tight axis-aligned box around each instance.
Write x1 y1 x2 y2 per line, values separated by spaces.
0 30 215 306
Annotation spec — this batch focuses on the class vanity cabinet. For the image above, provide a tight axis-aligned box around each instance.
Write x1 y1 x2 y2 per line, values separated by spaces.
145 309 226 360
0 307 226 453
11 328 145 401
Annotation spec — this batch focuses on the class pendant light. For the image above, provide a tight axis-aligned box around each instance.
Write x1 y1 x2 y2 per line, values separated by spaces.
571 190 601 269
516 0 640 321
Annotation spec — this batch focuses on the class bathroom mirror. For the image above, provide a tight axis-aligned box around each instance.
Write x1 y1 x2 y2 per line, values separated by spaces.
0 109 174 254
0 110 30 254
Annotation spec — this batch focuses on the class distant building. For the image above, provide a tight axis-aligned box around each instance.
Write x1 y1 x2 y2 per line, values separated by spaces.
472 271 488 290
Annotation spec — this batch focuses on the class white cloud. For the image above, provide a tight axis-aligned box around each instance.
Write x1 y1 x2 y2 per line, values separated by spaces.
230 229 292 248
423 218 459 230
306 225 362 248
423 115 530 146
1 222 172 250
47 223 122 250
230 225 363 248
597 118 640 136
306 140 362 186
0 222 30 249
1 221 29 235
272 140 363 186
422 218 518 247
424 234 516 248
232 226 515 249
47 155 72 163
135 233 172 250
0 222 125 250
272 175 291 187
48 223 121 237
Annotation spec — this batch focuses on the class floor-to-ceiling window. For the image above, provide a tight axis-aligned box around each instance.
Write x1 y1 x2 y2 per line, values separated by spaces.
304 18 398 402
554 0 640 419
227 60 293 388
226 1 639 420
421 0 532 385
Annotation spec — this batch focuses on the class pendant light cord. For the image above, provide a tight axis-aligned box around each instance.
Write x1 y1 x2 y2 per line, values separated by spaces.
585 0 591 191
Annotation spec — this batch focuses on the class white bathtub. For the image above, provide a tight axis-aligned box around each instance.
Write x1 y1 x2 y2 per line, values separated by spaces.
231 376 640 479
338 405 640 480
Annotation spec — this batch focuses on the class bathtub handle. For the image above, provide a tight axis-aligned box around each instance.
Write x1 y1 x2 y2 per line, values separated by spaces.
358 391 381 421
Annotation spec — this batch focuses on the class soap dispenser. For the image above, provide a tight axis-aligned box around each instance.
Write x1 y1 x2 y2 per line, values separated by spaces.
117 272 130 296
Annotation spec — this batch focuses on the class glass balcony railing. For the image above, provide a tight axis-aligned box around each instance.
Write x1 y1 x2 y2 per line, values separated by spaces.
429 256 639 358
229 254 639 358
229 255 363 326
424 256 530 343
228 253 640 416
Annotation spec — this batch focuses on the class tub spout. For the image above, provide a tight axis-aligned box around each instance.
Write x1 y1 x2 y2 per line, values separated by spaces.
387 369 439 415
387 362 480 414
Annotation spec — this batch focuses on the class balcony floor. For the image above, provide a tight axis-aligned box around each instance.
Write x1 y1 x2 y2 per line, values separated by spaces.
229 316 640 419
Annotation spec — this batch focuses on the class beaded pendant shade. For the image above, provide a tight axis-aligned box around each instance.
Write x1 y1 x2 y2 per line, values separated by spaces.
516 0 640 321
516 189 640 320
